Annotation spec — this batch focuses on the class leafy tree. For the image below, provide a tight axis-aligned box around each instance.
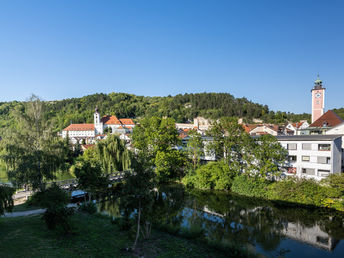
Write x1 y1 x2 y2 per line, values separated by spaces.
39 183 75 233
132 116 185 182
119 155 156 251
252 134 288 179
0 95 68 191
74 159 109 202
185 130 204 170
0 185 15 215
95 134 131 173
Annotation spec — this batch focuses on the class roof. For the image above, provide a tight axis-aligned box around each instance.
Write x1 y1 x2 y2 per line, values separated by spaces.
242 124 258 133
63 124 94 131
276 135 342 142
309 110 344 128
81 144 95 150
101 115 121 125
119 118 135 125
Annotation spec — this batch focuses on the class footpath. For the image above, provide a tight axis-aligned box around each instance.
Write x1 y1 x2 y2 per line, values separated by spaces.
2 203 78 218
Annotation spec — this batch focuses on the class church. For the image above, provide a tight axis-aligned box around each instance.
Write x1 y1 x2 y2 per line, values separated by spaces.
61 107 135 143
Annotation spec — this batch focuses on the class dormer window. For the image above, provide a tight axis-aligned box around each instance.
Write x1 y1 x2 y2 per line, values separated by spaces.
323 121 328 127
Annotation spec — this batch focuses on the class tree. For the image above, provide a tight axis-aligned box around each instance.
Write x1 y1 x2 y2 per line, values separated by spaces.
0 95 68 191
207 117 254 171
74 159 109 202
95 134 131 173
132 116 185 182
252 134 288 179
0 185 15 215
185 130 204 170
119 155 156 251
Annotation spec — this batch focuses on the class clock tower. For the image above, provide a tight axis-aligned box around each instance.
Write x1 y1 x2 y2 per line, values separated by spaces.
311 75 325 123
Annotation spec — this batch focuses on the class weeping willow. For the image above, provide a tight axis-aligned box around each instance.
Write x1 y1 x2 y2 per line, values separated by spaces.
95 134 131 173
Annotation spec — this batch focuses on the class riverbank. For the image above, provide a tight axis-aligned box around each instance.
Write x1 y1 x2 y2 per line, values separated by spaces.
0 211 247 257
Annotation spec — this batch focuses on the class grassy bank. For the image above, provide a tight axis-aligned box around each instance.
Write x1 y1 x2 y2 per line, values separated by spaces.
0 212 241 257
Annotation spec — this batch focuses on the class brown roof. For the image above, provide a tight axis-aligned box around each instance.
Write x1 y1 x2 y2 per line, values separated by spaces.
63 124 94 131
101 115 121 125
119 118 135 125
309 110 344 128
242 124 258 133
81 144 95 150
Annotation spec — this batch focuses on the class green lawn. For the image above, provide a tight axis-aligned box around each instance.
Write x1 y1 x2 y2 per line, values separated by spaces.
0 212 231 258
0 164 8 183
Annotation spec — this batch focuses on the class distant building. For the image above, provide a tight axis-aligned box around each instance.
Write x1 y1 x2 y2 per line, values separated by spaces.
62 107 135 144
285 120 309 135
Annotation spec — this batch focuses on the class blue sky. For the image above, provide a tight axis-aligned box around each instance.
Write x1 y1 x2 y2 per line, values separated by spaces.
0 0 343 114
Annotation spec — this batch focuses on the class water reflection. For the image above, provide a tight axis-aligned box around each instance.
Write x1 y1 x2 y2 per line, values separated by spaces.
98 184 344 257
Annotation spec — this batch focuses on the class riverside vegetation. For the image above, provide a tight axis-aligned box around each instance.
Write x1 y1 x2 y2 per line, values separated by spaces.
1 95 344 256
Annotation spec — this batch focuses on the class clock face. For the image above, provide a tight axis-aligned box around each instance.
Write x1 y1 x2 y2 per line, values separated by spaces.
315 92 322 98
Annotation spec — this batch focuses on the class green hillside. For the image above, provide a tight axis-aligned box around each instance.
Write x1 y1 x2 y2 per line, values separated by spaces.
0 92 310 135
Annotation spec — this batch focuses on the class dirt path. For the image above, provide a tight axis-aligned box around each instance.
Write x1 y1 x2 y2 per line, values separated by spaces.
2 204 78 218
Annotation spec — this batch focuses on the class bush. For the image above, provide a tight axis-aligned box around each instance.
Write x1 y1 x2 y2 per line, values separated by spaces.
0 185 15 215
79 202 97 214
182 160 238 190
32 184 75 233
231 175 271 198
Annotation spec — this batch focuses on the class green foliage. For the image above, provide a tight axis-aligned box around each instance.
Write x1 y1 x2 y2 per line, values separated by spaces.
0 185 15 215
74 159 109 198
0 95 70 190
183 160 238 190
95 134 131 173
322 173 344 198
252 134 288 179
185 130 204 170
231 175 272 198
155 150 186 183
34 184 75 233
79 202 97 214
132 116 185 182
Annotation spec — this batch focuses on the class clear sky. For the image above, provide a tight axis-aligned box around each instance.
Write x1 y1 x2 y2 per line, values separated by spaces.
0 0 343 114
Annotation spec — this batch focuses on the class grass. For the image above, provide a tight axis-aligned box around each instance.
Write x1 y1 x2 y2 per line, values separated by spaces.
12 203 42 212
0 164 8 183
0 212 233 258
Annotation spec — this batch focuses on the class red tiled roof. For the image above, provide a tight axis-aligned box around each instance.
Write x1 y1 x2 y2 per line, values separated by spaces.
63 124 94 131
101 115 121 125
309 110 344 128
292 121 305 129
242 124 258 133
119 118 135 125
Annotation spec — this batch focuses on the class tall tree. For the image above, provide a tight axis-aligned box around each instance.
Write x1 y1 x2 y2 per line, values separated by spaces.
0 95 68 190
132 116 185 182
185 130 204 170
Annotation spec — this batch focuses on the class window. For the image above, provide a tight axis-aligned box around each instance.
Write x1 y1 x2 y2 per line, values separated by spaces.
318 169 330 175
317 156 331 164
287 143 297 150
302 168 315 175
318 144 331 151
302 143 312 150
302 156 310 162
316 236 329 245
288 155 297 162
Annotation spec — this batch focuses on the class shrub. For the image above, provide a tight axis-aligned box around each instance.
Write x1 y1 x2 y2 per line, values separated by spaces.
34 184 75 233
0 185 15 215
79 202 97 214
231 175 271 198
182 160 238 190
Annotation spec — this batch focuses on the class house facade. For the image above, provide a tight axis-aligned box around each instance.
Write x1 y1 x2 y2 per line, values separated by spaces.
277 135 342 180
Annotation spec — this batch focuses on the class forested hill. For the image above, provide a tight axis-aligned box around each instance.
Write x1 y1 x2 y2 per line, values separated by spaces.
0 92 310 133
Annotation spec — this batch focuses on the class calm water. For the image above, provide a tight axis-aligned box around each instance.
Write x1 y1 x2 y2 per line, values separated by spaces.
98 184 344 257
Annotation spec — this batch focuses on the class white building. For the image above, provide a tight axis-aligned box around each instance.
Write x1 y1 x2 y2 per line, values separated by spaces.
277 135 342 180
62 107 135 143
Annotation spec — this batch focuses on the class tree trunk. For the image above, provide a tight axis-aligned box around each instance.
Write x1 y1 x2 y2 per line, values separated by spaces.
132 199 141 251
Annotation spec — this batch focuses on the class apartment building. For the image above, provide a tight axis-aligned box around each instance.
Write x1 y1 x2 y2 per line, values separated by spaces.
277 135 342 180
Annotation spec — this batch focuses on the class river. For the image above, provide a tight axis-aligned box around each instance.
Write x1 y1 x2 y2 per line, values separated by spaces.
97 184 344 257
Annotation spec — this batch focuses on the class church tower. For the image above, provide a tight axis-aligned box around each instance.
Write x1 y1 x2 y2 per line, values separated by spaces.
311 75 325 123
94 106 103 135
